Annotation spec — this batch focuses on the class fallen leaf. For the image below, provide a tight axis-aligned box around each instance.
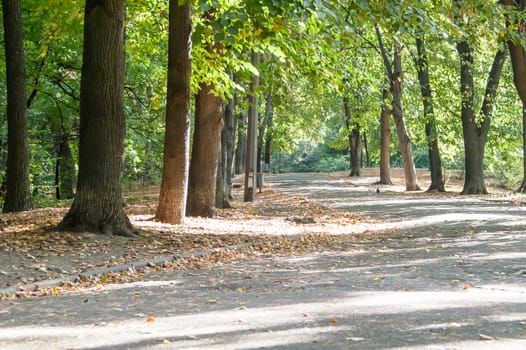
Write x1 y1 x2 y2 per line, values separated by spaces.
463 284 471 290
161 339 170 344
329 317 337 323
146 316 155 323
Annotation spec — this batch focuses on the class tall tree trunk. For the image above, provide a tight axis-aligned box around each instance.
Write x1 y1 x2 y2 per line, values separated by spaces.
375 25 393 185
234 99 246 175
244 52 260 202
503 0 526 105
59 0 133 236
363 132 370 168
391 43 420 191
519 104 526 193
343 97 362 176
155 0 192 224
264 118 272 169
379 89 392 184
415 37 445 192
502 0 526 191
257 93 272 173
457 40 505 194
225 94 236 200
216 96 234 209
55 134 76 200
2 0 33 212
187 82 224 217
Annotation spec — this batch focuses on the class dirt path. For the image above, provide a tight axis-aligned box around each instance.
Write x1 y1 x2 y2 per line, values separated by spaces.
1 171 526 349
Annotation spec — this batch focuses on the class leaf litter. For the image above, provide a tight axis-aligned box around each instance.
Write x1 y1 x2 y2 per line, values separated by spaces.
0 184 372 300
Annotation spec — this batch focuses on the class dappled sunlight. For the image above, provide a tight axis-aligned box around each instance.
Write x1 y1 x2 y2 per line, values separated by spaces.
2 287 526 349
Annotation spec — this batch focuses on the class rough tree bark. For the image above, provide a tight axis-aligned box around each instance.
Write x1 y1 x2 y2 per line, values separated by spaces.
155 0 192 224
379 88 393 185
257 93 273 173
234 96 246 175
457 39 506 194
2 0 33 212
216 97 235 209
187 81 224 217
59 0 133 236
502 0 526 192
391 42 421 191
343 97 362 177
244 52 260 202
414 37 445 192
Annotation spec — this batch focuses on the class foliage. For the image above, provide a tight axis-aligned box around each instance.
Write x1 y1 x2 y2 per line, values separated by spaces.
1 0 526 200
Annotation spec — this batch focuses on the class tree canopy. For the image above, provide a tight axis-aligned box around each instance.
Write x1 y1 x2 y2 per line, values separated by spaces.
1 0 526 213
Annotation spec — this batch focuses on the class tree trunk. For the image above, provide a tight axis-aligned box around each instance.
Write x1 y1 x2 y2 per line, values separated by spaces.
363 133 370 168
216 96 234 209
518 104 526 193
343 97 362 177
55 134 76 199
502 0 526 190
415 37 445 192
379 89 392 185
187 82 224 217
264 120 272 169
457 40 506 194
244 52 260 202
2 0 33 212
391 43 420 191
234 100 246 175
59 0 133 236
257 93 272 173
225 94 236 200
503 0 526 105
155 0 192 224
216 123 227 208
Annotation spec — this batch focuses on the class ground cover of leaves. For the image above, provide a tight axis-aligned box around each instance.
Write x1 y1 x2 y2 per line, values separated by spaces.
0 169 519 300
0 182 373 300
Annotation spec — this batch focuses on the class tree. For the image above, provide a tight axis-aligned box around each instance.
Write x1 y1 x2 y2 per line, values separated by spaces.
414 37 445 192
155 0 192 224
59 0 134 236
187 80 224 217
2 0 33 212
457 40 506 194
244 51 260 202
343 96 362 177
216 92 235 209
376 26 420 191
502 0 526 192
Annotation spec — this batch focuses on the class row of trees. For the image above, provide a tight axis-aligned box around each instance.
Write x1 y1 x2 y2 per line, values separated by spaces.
2 1 526 234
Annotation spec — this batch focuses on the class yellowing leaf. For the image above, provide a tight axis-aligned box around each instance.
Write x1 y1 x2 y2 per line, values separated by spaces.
329 317 337 323
51 287 59 296
146 316 155 323
161 339 170 344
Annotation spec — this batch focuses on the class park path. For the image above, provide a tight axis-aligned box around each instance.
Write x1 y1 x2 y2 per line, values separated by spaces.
2 172 526 349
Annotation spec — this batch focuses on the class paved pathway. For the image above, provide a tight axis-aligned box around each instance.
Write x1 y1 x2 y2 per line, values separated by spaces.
2 173 526 349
